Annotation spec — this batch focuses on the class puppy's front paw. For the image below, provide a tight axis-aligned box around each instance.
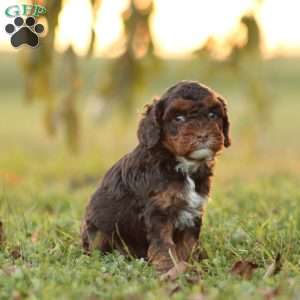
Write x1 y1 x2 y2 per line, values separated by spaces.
159 261 189 281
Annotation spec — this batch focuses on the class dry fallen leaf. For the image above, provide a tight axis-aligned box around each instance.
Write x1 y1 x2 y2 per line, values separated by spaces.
31 230 39 244
0 171 22 185
263 254 282 278
114 294 144 300
190 293 206 300
160 261 189 281
263 287 280 300
2 265 19 276
11 290 27 300
166 282 182 296
230 260 258 280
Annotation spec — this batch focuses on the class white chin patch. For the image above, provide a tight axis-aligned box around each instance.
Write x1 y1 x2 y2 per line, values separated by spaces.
189 149 213 160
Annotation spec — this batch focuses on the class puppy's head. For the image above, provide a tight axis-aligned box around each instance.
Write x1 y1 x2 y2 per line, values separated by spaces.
138 81 231 161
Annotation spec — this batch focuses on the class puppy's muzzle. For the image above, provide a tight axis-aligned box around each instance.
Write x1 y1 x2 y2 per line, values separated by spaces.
189 148 213 161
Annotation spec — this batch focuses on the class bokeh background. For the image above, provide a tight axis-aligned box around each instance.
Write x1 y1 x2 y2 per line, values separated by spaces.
1 0 300 299
0 0 299 186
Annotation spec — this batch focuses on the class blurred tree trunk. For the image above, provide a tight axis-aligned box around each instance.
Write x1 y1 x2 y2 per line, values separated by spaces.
228 12 272 155
60 46 81 152
98 0 160 116
18 0 160 150
18 0 100 152
87 0 101 58
193 1 270 155
19 0 63 137
230 13 271 123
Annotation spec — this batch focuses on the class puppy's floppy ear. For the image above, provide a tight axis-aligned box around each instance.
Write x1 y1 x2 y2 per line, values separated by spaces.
138 99 163 149
217 96 231 147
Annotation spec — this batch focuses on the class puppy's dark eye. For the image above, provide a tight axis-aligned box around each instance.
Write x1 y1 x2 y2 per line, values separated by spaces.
174 115 186 122
207 112 218 120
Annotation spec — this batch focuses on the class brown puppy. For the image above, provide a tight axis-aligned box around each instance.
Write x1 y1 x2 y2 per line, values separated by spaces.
81 80 231 275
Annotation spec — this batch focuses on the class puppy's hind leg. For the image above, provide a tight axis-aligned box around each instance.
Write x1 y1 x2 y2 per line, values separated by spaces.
81 221 112 254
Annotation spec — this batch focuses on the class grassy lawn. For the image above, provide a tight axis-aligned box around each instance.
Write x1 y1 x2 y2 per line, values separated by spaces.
0 54 300 299
1 172 300 300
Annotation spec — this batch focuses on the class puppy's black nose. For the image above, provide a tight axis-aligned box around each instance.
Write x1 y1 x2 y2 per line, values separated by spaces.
197 133 208 142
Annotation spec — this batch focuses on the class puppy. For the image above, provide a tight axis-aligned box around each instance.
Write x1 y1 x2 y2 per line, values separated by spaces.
81 80 231 275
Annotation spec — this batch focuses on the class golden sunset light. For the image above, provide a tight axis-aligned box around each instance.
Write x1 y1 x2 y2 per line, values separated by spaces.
1 0 300 57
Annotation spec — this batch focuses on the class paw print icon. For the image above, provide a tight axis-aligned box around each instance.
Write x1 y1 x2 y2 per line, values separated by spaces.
5 16 45 48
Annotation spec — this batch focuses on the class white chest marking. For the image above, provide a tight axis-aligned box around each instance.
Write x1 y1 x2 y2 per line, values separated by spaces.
175 175 208 230
175 157 200 174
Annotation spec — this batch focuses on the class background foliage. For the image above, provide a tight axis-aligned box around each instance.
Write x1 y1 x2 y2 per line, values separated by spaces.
0 0 300 299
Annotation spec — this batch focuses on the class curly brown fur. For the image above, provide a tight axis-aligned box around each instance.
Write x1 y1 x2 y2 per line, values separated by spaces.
81 80 231 274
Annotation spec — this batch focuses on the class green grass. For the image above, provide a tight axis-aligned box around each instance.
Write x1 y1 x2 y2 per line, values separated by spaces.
1 173 300 299
1 53 300 299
